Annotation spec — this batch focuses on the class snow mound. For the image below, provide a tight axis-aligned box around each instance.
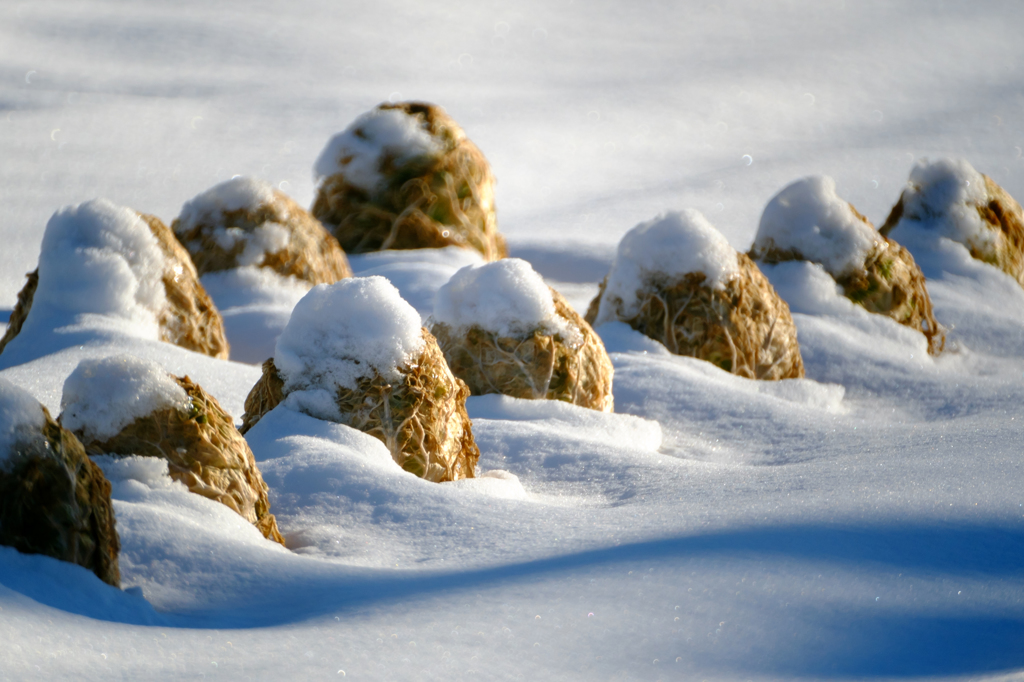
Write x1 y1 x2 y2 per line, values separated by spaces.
175 176 277 230
595 209 738 324
0 378 47 464
313 108 442 192
592 321 674 356
274 276 425 420
34 198 168 333
753 175 880 277
893 158 992 255
447 470 529 500
755 376 846 413
433 258 578 342
467 393 663 452
60 355 189 442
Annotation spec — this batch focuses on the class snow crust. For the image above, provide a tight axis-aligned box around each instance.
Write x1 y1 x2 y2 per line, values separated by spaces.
274 276 425 421
433 258 579 342
595 210 738 324
59 355 189 442
0 377 47 464
313 108 441 192
31 199 168 335
889 158 993 258
753 175 881 277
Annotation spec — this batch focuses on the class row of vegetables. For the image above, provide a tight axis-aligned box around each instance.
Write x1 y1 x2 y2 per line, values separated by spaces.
1 100 1021 591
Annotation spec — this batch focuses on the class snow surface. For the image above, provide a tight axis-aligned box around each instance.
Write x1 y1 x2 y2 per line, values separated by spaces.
888 157 996 260
753 175 882 277
433 258 578 342
595 209 738 324
59 355 189 442
0 377 47 465
273 276 426 421
2 2 1024 680
313 107 442 192
92 454 184 491
199 266 312 365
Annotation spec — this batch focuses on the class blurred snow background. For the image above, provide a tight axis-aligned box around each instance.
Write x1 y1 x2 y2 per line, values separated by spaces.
1 1 1024 680
2 0 1022 300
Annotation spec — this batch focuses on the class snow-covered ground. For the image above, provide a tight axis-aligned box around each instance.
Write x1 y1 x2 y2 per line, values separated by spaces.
2 1 1024 679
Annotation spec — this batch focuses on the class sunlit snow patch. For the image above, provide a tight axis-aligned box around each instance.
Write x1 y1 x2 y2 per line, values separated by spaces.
200 266 312 364
446 470 528 500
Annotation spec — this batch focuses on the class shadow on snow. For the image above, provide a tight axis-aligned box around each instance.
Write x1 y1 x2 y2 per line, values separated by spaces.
2 520 1022 677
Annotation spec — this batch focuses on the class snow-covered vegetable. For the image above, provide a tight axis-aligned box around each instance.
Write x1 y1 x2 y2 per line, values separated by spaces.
751 176 943 354
0 378 121 587
430 259 613 411
881 158 1024 290
311 102 506 261
0 199 229 359
173 176 352 286
241 277 479 482
60 356 284 545
588 210 804 380
60 355 190 443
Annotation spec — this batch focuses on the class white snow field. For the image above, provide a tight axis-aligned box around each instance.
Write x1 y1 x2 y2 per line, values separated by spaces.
2 1 1024 680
